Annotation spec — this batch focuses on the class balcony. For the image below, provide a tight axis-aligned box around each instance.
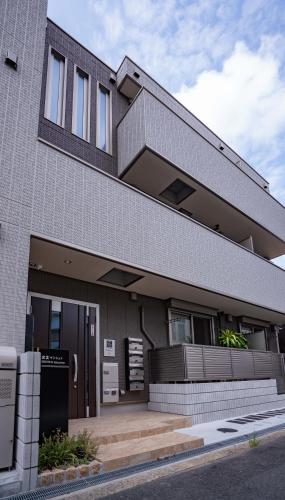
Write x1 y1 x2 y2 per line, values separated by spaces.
117 56 269 189
117 88 285 259
149 344 284 383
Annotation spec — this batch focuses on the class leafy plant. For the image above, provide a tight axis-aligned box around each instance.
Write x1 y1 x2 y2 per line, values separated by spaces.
39 429 97 472
218 329 248 349
249 433 259 448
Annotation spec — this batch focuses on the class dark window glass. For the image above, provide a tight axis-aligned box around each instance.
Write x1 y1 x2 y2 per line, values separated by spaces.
51 55 61 123
77 72 85 138
193 316 212 345
49 310 61 349
98 86 110 152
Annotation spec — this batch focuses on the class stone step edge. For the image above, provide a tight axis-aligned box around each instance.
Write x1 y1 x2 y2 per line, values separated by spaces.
97 432 204 471
96 417 193 445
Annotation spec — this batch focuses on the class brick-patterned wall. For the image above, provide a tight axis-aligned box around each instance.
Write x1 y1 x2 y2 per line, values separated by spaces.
38 20 129 177
149 379 285 424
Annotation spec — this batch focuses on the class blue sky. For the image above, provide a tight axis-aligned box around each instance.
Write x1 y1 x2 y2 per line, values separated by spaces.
48 0 285 268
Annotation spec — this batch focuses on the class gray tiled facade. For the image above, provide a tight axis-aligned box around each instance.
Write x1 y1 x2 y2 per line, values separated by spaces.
0 0 285 361
0 0 47 352
117 57 269 188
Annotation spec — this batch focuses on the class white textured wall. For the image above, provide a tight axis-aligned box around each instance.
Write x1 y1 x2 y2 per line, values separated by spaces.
0 0 48 352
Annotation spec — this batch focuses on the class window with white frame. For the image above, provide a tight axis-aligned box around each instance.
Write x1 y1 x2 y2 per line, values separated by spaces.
169 310 214 346
45 48 66 127
96 84 111 153
72 67 90 141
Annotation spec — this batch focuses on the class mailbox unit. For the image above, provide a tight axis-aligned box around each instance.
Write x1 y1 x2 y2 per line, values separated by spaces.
125 338 144 391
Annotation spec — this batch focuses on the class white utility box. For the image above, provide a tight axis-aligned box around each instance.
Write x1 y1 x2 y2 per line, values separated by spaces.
102 362 119 403
0 346 17 469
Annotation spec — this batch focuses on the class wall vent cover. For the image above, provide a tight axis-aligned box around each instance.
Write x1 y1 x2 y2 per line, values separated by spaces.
0 379 12 399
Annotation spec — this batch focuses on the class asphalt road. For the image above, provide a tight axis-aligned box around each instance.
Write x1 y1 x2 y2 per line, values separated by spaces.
105 436 285 500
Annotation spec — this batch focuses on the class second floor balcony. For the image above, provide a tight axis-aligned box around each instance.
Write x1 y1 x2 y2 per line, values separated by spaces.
117 88 285 260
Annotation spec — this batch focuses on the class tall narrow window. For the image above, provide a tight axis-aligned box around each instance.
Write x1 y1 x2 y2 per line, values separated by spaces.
72 67 90 141
97 84 111 153
45 48 66 126
49 301 61 349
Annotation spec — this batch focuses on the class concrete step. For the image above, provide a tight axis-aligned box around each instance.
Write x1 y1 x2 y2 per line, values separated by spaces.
69 412 193 445
96 431 204 471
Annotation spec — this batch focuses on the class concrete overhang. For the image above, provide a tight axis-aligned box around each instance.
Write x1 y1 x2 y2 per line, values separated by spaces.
119 149 285 260
29 237 285 326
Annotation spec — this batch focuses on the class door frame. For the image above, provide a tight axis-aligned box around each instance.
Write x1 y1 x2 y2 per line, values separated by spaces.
27 292 101 417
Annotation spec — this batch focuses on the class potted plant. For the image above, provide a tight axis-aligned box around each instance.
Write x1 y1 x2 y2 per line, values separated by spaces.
218 329 248 349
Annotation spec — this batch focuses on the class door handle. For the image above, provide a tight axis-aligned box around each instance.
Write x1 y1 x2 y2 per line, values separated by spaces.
73 354 78 383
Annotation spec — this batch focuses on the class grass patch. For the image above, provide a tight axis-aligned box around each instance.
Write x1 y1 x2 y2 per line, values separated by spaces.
39 429 97 472
249 434 260 448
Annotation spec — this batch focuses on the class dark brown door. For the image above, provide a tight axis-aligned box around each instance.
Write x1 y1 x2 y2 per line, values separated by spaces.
30 296 96 419
61 302 86 419
88 307 97 417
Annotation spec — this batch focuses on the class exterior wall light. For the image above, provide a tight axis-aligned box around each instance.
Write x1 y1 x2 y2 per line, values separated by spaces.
5 50 18 70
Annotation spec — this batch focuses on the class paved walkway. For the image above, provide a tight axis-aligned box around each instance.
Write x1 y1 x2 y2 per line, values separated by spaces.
176 406 285 445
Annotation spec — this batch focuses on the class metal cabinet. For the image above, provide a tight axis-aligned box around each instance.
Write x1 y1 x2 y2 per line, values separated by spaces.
0 346 17 469
102 362 119 403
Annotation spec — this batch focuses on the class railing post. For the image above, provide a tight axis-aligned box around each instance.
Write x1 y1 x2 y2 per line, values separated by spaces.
252 350 256 378
229 348 234 379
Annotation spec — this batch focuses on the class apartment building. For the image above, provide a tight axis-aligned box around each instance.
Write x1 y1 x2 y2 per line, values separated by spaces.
1 0 285 425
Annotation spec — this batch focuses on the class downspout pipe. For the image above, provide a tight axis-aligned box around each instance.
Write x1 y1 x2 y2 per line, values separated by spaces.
140 306 156 350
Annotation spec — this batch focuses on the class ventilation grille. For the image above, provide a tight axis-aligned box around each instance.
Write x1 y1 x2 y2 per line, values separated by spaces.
0 378 12 399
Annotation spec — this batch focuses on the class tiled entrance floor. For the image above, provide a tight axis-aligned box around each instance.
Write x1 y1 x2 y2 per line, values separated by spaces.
69 411 204 471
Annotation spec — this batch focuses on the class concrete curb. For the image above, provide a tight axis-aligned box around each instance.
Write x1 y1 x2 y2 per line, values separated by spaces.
51 428 285 499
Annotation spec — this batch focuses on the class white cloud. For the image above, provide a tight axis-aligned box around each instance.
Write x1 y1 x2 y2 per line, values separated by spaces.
272 255 285 269
175 37 285 152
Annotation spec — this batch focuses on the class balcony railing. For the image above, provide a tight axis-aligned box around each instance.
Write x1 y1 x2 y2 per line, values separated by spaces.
150 344 285 383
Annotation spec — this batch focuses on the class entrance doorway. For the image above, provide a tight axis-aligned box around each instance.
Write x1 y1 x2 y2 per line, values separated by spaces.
27 293 99 418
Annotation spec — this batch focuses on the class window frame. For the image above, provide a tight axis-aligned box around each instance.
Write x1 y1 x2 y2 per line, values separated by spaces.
96 82 112 155
44 46 67 127
72 65 91 142
168 308 215 346
239 322 268 350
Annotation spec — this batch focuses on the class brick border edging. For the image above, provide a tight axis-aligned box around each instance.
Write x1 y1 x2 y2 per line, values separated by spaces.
51 428 285 499
37 460 102 487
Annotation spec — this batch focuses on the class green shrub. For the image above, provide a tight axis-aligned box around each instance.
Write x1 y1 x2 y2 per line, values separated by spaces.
39 429 97 472
218 329 248 349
